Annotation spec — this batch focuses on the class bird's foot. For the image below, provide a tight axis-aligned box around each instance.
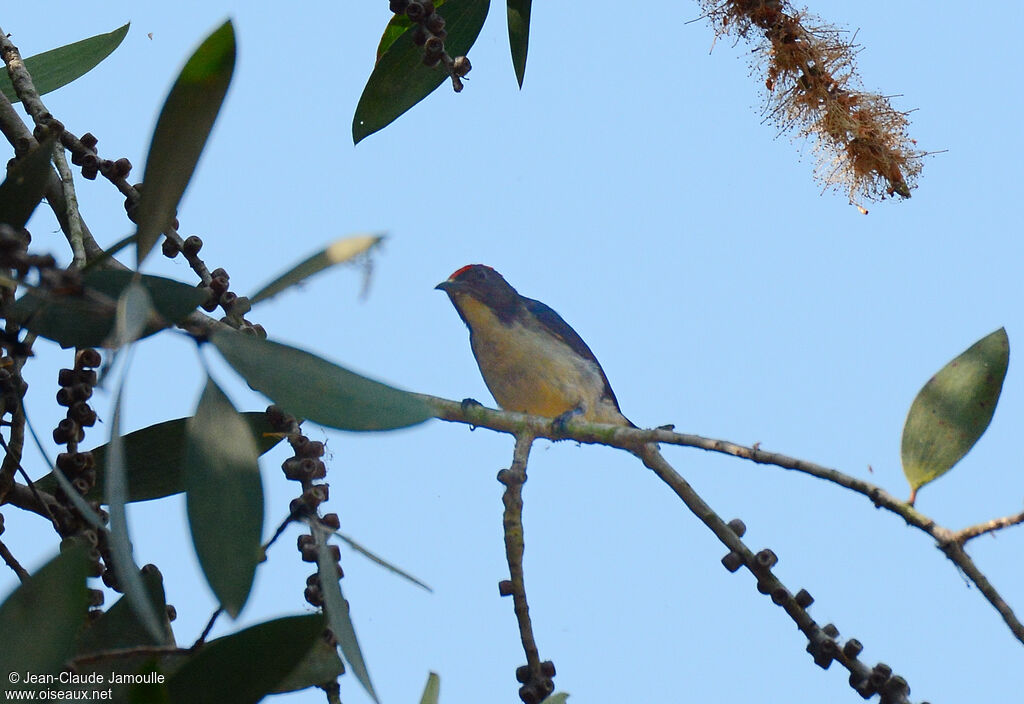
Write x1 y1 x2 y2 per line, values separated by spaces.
460 397 484 412
550 405 584 435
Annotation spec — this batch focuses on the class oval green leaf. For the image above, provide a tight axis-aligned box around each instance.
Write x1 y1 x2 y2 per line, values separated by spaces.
0 24 129 103
0 134 57 229
33 412 282 503
901 327 1009 502
186 378 264 618
0 544 90 691
353 0 490 144
4 269 208 348
134 21 235 265
211 330 433 431
167 615 323 704
507 0 532 87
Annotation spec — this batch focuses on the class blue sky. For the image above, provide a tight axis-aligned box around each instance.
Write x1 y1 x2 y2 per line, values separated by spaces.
1 2 1023 702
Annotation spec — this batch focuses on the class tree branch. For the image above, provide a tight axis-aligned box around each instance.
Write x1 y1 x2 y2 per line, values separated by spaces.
496 431 555 703
420 393 1024 646
0 537 29 582
953 510 1024 544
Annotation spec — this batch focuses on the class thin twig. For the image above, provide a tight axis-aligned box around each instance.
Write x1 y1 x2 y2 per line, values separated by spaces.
497 431 554 702
191 607 224 650
51 141 86 268
953 511 1024 544
0 28 50 126
0 538 30 582
0 394 26 504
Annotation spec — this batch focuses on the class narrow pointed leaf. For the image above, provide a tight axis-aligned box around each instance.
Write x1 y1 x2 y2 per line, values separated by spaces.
507 0 532 87
353 0 490 144
901 327 1009 500
211 330 432 431
0 544 90 691
167 615 323 704
249 234 384 305
25 411 107 530
0 134 57 229
134 21 235 265
419 672 440 704
34 412 282 502
5 269 207 348
0 24 130 103
76 565 174 654
272 640 345 694
332 530 432 592
106 374 166 642
186 378 263 618
313 523 379 702
107 280 154 348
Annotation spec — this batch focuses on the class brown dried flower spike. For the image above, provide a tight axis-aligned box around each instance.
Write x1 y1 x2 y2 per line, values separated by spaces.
700 0 923 204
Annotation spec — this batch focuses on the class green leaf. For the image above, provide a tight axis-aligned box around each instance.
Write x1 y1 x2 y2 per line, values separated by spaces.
186 378 263 618
134 21 235 265
0 134 57 229
353 0 490 144
249 233 384 305
33 412 282 503
272 639 345 694
76 565 174 654
546 694 570 704
507 0 532 87
105 374 166 643
0 24 130 103
211 330 433 431
312 523 379 703
108 280 154 348
376 1 448 59
4 269 207 348
901 327 1009 503
332 530 432 592
167 615 323 704
419 672 440 704
0 544 90 692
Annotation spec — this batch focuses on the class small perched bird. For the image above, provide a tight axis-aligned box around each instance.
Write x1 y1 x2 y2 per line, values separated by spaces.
436 264 635 428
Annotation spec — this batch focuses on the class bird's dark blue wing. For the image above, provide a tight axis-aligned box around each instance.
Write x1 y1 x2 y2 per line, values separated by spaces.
522 296 621 405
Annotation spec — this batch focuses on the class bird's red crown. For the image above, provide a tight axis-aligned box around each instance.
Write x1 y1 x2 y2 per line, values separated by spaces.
448 264 493 280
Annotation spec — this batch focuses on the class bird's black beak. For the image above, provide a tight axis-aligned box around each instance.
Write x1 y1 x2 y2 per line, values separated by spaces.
435 279 457 293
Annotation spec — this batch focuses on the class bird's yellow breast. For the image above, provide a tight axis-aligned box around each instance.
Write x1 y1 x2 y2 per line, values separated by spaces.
452 294 627 424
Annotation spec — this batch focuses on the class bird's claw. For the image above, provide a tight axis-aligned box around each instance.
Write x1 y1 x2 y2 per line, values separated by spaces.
460 397 483 411
550 406 583 435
